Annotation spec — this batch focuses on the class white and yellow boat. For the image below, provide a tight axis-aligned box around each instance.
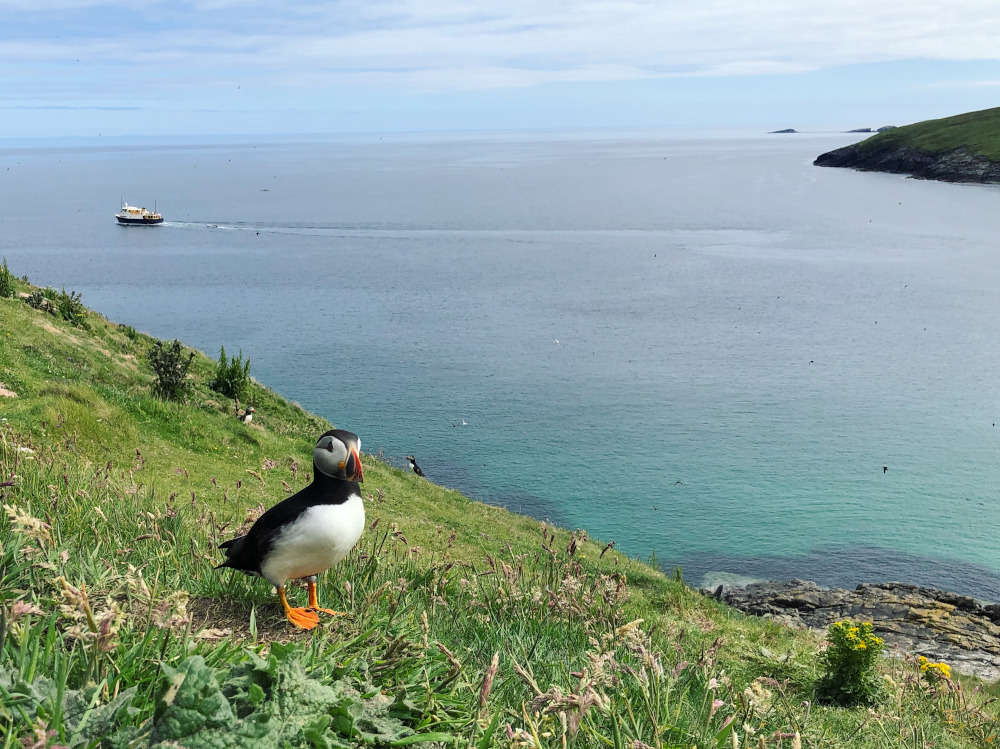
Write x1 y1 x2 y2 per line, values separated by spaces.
115 201 163 225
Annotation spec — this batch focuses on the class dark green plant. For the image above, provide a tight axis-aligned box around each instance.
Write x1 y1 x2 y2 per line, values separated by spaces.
817 620 887 706
118 323 139 340
26 288 55 314
57 287 87 327
0 257 15 298
148 339 196 400
209 346 252 402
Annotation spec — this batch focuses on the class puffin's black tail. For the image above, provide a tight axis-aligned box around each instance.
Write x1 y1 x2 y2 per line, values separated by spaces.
215 535 246 570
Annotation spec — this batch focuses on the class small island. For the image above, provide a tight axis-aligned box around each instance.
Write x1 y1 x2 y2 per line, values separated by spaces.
815 106 1000 183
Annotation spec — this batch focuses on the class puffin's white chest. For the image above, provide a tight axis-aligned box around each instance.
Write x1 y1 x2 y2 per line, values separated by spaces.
260 494 365 586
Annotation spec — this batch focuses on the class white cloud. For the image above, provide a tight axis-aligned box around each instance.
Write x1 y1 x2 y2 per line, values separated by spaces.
2 0 1000 93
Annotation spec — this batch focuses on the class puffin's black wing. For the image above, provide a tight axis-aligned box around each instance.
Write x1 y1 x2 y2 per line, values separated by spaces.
216 484 319 575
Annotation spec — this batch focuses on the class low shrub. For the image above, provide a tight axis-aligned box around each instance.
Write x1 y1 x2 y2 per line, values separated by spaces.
26 288 55 314
148 339 196 400
209 345 252 401
57 287 87 327
817 620 887 706
0 257 15 298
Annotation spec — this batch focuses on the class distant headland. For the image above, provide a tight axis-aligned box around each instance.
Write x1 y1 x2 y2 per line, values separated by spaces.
814 106 1000 184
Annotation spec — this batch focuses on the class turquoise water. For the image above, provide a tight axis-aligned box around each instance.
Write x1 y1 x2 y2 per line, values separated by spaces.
3 132 1000 598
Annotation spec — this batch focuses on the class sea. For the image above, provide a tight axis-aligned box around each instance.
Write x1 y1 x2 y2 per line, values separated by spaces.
3 129 1000 600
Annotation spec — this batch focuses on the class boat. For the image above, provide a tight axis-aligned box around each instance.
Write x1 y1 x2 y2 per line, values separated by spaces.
115 201 163 225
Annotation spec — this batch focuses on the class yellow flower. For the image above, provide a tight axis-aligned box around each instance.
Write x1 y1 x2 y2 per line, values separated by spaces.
856 641 867 649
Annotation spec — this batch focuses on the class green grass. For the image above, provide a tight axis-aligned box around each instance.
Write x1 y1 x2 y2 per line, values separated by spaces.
857 107 1000 161
2 272 999 748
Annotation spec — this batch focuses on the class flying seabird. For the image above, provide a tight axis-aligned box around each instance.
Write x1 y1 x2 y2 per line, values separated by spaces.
216 430 365 629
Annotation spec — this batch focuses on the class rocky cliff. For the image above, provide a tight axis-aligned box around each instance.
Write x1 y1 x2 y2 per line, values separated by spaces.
707 580 1000 680
815 143 1000 183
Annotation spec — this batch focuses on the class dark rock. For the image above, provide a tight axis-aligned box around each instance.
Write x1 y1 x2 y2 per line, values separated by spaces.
877 126 897 132
703 579 1000 681
846 128 874 133
769 129 798 134
815 142 1000 184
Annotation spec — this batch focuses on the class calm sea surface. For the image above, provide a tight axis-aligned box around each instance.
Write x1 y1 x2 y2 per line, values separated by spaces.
3 131 1000 599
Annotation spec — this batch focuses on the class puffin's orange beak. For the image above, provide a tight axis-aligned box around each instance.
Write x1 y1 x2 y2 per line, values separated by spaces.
348 448 364 482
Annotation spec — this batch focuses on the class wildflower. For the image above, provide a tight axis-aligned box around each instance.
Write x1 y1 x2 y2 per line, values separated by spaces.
3 503 52 546
920 658 951 684
709 698 725 719
19 720 63 749
480 652 500 708
10 600 45 621
152 591 190 630
124 564 152 603
57 577 125 652
615 618 644 638
743 680 773 714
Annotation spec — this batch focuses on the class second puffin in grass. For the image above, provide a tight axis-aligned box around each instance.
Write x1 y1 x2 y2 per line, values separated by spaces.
217 429 365 629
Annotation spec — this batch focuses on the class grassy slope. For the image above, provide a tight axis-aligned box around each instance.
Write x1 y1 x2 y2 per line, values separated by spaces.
857 107 1000 161
2 275 999 748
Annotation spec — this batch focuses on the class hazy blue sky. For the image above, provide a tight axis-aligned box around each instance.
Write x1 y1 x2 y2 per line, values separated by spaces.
2 0 1000 137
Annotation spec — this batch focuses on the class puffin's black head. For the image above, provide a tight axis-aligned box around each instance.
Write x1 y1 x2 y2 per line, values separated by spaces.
313 429 364 482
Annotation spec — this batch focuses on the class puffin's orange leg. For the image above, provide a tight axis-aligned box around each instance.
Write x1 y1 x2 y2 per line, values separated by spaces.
278 585 320 629
307 578 346 617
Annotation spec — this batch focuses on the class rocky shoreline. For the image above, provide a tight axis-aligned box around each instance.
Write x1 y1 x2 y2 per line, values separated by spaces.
814 143 1000 184
705 580 1000 681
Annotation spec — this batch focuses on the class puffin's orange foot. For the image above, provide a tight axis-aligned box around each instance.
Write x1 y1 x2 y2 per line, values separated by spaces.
285 606 321 630
308 606 347 617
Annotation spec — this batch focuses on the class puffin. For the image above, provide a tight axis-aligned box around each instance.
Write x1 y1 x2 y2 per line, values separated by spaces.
217 429 365 629
239 405 256 424
405 455 424 477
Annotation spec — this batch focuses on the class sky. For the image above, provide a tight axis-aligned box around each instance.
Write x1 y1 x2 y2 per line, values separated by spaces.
2 0 1000 137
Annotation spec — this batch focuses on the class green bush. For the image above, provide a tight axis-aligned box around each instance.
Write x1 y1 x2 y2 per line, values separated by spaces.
26 288 55 314
148 339 196 400
57 287 87 327
209 345 252 401
817 620 887 706
0 257 15 298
